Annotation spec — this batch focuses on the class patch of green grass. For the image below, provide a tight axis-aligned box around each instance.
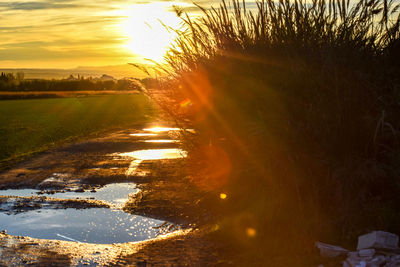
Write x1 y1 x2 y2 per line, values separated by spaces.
0 94 157 168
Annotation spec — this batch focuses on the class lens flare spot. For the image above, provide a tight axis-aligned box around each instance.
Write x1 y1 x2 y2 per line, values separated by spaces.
246 227 256 237
220 193 227 199
180 99 192 108
189 145 232 191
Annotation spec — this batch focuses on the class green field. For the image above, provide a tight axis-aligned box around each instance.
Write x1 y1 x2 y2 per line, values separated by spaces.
0 94 157 168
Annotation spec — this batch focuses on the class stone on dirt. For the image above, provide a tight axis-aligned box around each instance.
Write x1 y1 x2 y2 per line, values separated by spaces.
316 231 400 267
357 231 399 250
341 231 400 267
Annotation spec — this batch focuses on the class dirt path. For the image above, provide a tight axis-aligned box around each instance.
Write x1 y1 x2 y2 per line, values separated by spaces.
0 125 225 266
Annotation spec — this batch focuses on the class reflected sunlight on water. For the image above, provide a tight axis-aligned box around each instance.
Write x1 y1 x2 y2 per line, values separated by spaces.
130 133 158 137
0 208 174 244
143 127 181 132
119 148 187 160
144 139 178 143
0 183 138 207
119 148 187 176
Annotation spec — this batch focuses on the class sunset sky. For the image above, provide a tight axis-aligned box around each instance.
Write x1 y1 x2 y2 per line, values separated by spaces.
0 0 224 69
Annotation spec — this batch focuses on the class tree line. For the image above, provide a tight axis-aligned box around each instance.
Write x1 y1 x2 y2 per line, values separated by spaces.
0 72 149 91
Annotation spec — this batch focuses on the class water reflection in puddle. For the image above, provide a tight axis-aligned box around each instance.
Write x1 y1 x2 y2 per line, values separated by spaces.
0 208 172 244
0 183 138 206
143 127 181 133
118 149 187 176
144 140 178 143
0 126 190 244
129 133 157 137
130 126 194 138
120 149 187 160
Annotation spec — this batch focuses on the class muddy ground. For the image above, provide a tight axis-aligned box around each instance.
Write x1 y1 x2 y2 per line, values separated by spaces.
0 126 229 266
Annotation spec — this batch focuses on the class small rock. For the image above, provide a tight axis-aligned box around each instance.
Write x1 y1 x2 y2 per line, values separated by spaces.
357 231 399 250
359 249 376 257
316 242 349 257
344 256 371 267
384 261 400 267
370 255 386 265
391 255 400 261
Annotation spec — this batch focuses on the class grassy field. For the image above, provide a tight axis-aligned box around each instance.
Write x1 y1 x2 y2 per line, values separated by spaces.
0 94 157 169
0 90 141 100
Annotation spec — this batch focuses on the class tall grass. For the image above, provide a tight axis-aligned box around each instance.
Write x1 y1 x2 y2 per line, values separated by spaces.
154 0 400 260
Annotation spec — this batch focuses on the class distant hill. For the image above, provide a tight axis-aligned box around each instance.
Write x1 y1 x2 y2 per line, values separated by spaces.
0 64 152 80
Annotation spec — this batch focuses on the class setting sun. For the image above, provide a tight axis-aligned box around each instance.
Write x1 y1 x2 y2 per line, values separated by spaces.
120 3 183 62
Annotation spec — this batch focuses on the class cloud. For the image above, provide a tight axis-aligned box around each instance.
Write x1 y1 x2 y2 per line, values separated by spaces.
0 0 259 68
0 1 79 10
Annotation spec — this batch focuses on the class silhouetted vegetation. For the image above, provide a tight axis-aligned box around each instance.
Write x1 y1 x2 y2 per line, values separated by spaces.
155 0 400 262
0 72 145 92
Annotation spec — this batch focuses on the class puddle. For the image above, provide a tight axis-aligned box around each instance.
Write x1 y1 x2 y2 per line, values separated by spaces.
117 149 187 176
129 133 158 137
142 127 181 133
119 149 187 160
0 126 188 245
144 140 178 143
0 183 181 244
0 183 138 206
0 208 177 244
130 126 194 137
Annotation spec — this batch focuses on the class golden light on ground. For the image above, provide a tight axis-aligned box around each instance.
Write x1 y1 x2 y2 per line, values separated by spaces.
119 3 183 62
246 227 257 237
220 193 227 199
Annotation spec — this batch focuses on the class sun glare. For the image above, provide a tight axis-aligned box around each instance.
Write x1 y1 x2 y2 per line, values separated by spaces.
120 3 183 62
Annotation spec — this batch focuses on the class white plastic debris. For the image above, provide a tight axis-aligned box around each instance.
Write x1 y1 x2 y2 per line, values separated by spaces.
357 231 399 250
316 242 349 257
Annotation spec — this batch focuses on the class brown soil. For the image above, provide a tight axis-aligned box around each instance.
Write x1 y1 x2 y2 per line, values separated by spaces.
123 159 223 226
